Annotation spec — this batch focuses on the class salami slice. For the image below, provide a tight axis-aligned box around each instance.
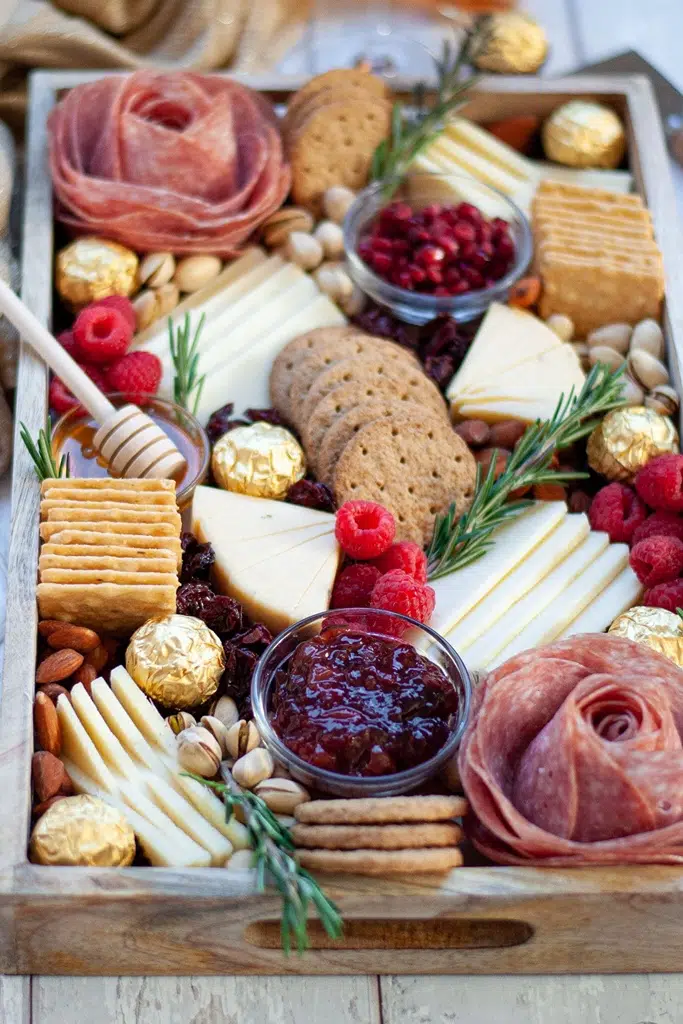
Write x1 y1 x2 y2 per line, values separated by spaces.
48 72 290 256
459 634 683 864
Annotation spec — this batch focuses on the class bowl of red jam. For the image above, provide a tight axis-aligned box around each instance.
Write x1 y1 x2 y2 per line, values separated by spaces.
344 172 532 325
251 609 471 797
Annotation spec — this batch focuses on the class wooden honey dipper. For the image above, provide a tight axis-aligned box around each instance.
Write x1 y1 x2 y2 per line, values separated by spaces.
0 280 186 479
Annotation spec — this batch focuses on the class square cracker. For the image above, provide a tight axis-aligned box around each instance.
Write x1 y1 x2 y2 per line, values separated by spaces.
39 568 179 586
42 541 176 561
535 180 647 206
41 477 175 493
37 583 177 636
40 487 176 507
39 552 177 574
40 499 176 516
45 508 181 526
40 521 180 540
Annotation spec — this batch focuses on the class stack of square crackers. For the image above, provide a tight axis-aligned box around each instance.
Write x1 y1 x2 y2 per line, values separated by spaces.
533 180 665 336
37 478 181 635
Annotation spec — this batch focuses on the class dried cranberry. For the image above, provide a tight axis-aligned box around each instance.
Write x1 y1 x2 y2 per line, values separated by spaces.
286 479 336 512
245 408 287 427
176 581 242 636
206 403 234 444
424 354 455 389
234 623 273 650
351 303 419 351
180 534 215 583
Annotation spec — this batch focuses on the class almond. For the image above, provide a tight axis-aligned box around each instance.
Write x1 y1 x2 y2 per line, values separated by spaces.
32 751 72 802
85 645 108 673
36 648 83 684
34 692 62 755
71 662 97 694
32 795 68 819
38 619 67 638
37 683 71 705
46 624 100 653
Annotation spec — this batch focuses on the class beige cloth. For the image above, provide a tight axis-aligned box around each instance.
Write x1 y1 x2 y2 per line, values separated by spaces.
0 0 309 127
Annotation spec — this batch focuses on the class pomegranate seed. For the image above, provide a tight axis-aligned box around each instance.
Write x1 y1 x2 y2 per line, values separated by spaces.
409 226 431 244
496 236 515 260
453 222 477 245
415 244 446 267
426 266 443 285
433 234 460 258
372 252 392 274
408 264 427 284
422 203 443 219
372 236 393 254
396 270 413 290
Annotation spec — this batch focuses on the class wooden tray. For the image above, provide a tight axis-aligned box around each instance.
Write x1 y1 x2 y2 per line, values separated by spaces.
2 70 683 977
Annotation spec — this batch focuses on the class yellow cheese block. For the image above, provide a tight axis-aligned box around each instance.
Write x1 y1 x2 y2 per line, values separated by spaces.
488 541 629 669
191 486 341 634
109 667 178 758
430 501 566 638
57 694 117 792
558 567 643 639
446 513 588 654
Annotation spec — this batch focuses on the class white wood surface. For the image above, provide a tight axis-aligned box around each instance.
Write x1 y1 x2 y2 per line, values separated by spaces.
1 0 683 1020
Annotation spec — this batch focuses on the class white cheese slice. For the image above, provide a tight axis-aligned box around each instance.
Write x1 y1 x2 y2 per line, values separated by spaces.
133 247 270 351
409 156 514 219
455 397 562 424
430 501 566 638
191 486 341 633
109 667 178 758
170 769 250 850
445 118 537 183
446 513 589 654
144 775 233 866
488 541 629 669
200 293 346 419
535 162 634 194
557 567 643 639
446 304 562 400
57 694 117 792
70 683 141 783
456 344 585 400
120 803 212 868
428 134 528 196
91 677 173 776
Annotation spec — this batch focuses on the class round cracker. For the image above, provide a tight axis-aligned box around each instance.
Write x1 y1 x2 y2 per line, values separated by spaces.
284 69 388 127
283 83 390 138
333 411 477 545
269 326 362 422
291 822 463 850
296 847 464 875
295 795 468 825
317 398 425 486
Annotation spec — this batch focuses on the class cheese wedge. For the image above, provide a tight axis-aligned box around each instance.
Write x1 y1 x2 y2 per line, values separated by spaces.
121 803 212 868
456 344 585 400
430 501 566 638
57 694 117 792
558 567 643 640
192 486 341 633
145 776 233 866
109 667 178 758
92 677 173 776
488 541 629 669
446 513 589 654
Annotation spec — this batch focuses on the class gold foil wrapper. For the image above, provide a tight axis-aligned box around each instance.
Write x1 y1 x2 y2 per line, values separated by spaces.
211 421 306 500
474 13 548 74
56 236 139 309
29 795 135 866
587 406 679 482
609 606 683 667
126 613 224 710
542 101 626 169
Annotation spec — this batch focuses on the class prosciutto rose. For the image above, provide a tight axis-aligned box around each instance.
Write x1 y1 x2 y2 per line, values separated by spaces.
48 72 290 256
459 634 683 864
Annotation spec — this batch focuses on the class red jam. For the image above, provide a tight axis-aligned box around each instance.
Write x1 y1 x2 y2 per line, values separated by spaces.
358 200 515 296
271 627 460 777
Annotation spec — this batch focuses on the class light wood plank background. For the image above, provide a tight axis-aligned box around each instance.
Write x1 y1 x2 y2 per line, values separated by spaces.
1 0 682 1020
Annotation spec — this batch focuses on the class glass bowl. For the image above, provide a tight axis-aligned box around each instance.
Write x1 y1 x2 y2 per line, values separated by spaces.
52 393 210 510
251 608 472 798
344 172 532 325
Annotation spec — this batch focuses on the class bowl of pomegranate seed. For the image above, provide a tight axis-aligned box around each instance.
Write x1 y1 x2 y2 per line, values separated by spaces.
344 173 532 325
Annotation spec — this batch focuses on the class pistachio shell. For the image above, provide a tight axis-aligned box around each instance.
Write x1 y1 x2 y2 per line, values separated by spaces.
131 289 158 332
340 283 366 317
587 323 632 354
313 261 353 302
138 252 175 288
173 255 222 293
232 747 274 789
261 207 314 248
627 349 670 390
588 345 625 371
323 186 356 224
644 384 679 417
620 375 645 407
545 313 574 342
313 220 345 259
286 231 324 271
154 282 180 318
630 318 665 360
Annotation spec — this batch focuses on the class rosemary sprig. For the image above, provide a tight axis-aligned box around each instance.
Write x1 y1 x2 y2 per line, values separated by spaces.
185 770 343 954
426 364 627 580
169 313 206 416
20 418 70 481
371 21 487 189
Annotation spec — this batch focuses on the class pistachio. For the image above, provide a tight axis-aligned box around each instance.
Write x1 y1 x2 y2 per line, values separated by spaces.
620 375 645 407
627 349 670 391
570 341 590 371
225 719 261 760
286 231 324 271
138 252 175 288
314 220 345 259
587 345 625 371
225 849 255 872
173 255 222 293
630 318 665 360
340 283 366 318
272 762 293 780
261 207 314 248
208 695 240 731
645 384 679 417
200 715 231 757
232 747 274 789
253 777 311 815
587 323 632 354
176 725 222 778
313 261 354 303
131 289 158 332
167 711 196 736
275 814 297 829
154 281 180 318
323 185 356 224
545 313 574 342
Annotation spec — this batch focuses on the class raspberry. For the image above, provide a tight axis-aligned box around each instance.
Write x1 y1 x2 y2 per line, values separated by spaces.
105 351 162 402
644 579 683 614
91 295 136 332
368 541 428 583
73 305 132 363
49 364 108 415
370 568 436 625
335 501 396 559
629 535 683 587
588 482 648 544
57 329 80 360
631 511 683 548
331 564 382 609
635 455 683 512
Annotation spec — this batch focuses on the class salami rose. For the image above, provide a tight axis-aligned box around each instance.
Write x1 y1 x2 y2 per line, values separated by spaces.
459 634 683 864
48 72 290 256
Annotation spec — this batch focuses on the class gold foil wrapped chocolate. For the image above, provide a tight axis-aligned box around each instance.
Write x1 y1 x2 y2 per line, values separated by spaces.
542 101 626 169
609 606 683 667
587 405 679 482
29 795 135 866
126 614 225 710
474 13 548 74
211 421 306 499
56 236 139 309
